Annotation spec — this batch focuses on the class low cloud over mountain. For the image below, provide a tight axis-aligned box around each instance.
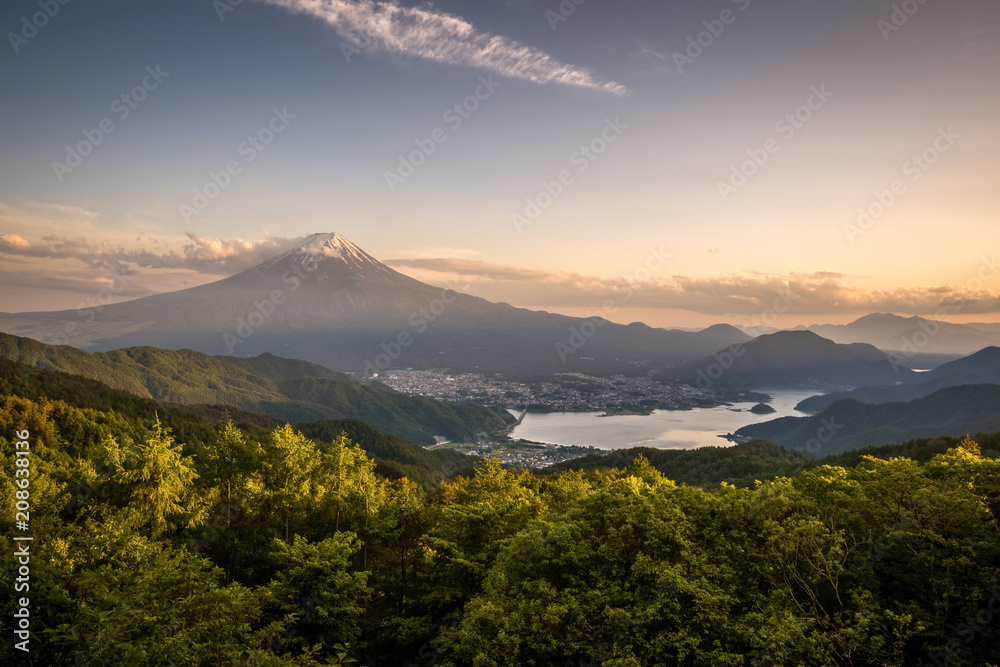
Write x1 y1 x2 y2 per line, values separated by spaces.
2 205 997 321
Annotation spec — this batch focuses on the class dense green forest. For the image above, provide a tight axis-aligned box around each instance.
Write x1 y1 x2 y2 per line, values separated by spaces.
3 369 1000 665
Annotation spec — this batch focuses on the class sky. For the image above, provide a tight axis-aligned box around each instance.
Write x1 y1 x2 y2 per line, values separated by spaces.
0 0 998 328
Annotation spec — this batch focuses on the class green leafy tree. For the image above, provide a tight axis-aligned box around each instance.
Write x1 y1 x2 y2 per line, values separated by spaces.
102 417 200 536
198 421 265 582
266 425 322 543
317 432 383 542
204 421 264 527
261 534 371 663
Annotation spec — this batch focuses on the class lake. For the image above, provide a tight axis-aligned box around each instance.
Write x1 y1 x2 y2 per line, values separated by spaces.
510 389 820 450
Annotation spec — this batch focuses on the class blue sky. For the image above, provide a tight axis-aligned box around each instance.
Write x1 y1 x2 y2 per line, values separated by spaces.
1 0 998 326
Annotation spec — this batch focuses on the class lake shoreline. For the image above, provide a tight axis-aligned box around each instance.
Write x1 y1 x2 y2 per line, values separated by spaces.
510 388 820 451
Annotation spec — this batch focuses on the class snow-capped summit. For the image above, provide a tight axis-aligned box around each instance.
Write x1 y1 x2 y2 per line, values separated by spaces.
254 232 399 281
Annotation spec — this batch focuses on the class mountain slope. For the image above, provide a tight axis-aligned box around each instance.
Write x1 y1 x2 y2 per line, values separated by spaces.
0 355 475 490
0 332 511 445
796 346 1000 413
670 330 917 390
804 313 999 356
0 233 749 378
735 384 1000 456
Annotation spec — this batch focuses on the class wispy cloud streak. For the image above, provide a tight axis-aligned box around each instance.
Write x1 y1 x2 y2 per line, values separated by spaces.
254 0 628 95
0 231 308 274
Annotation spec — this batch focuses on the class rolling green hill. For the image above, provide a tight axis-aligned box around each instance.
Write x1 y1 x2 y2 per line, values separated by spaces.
0 353 473 490
0 332 512 445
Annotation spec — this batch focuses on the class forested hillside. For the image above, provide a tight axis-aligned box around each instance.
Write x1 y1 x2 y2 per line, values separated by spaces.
736 384 1000 455
0 356 473 492
0 333 513 445
3 376 1000 666
795 346 1000 413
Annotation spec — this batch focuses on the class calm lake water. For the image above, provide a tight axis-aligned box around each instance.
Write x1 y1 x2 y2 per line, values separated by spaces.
511 389 820 450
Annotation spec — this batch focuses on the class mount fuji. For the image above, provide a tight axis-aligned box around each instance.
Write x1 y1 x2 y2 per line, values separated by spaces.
0 233 749 378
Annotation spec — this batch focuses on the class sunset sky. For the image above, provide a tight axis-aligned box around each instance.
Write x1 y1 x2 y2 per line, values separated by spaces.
1 0 998 327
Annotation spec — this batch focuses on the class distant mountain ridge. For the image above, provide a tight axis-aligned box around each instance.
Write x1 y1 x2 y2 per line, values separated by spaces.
0 332 511 445
796 346 1000 413
670 330 918 390
800 313 1000 356
0 233 749 379
735 384 1000 456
